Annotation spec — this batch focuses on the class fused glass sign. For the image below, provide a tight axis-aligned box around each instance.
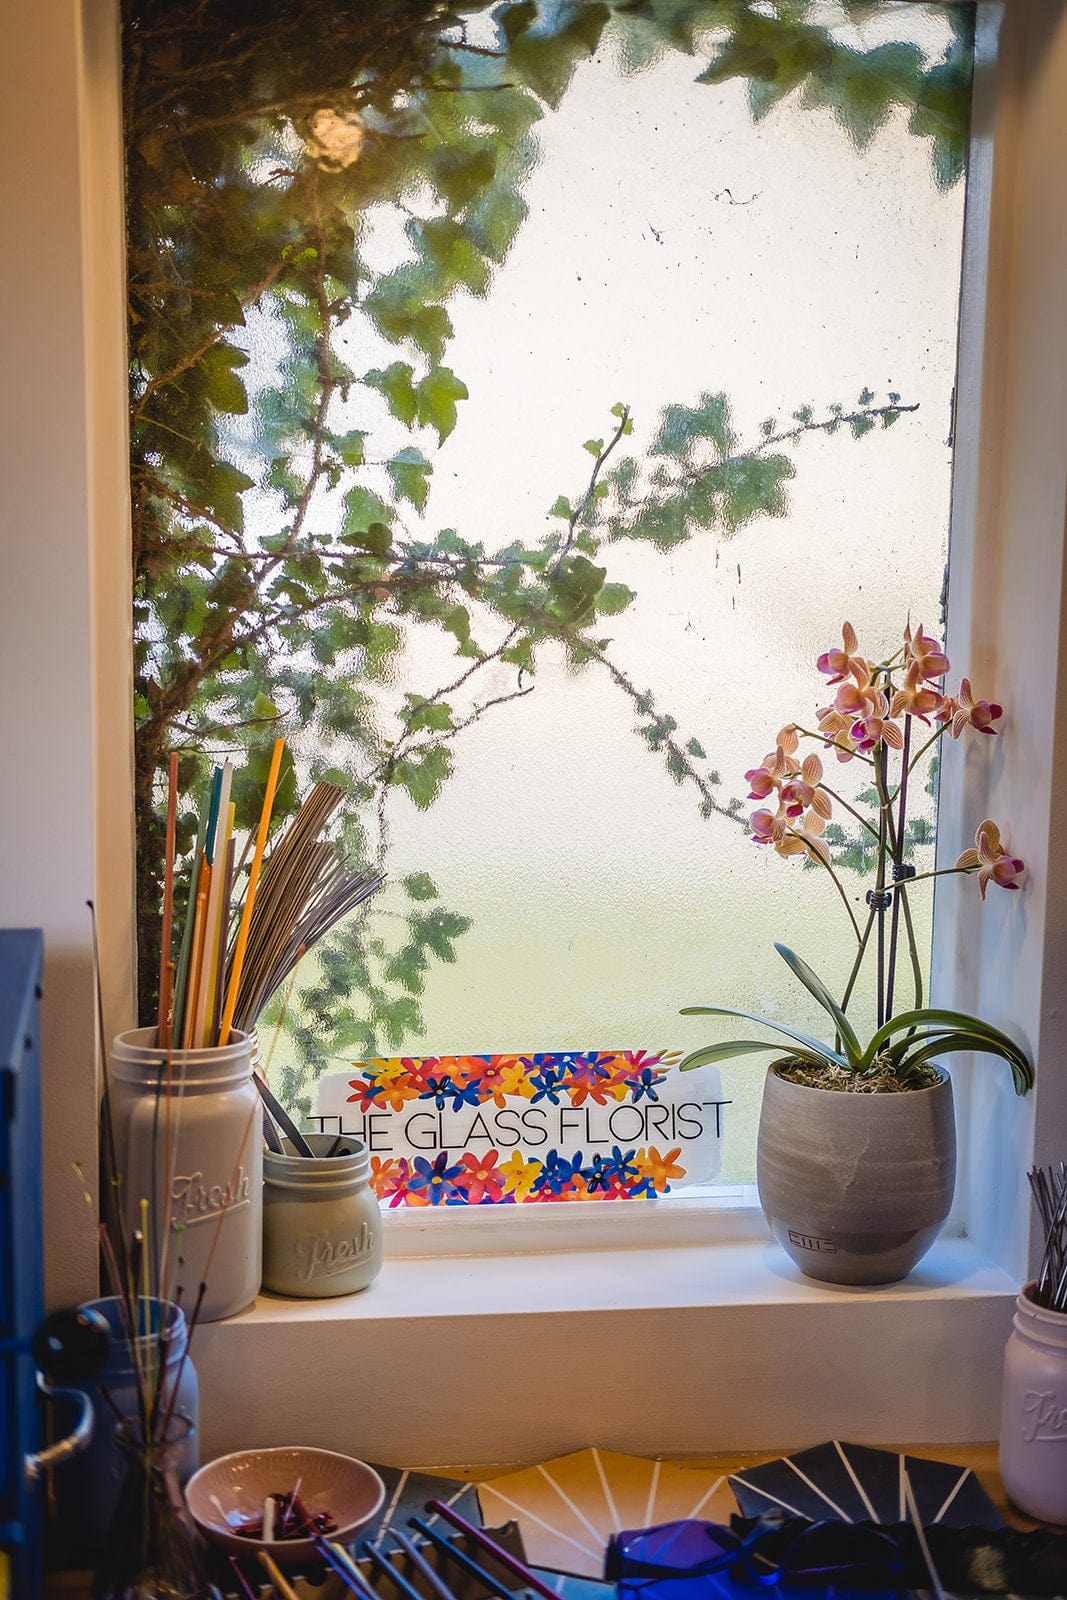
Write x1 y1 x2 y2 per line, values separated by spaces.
313 1052 726 1204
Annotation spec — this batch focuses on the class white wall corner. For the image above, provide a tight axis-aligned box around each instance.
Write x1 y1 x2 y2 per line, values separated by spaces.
936 0 1067 1281
0 0 131 1308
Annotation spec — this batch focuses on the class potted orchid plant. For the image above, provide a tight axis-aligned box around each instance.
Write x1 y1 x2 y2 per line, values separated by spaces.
680 619 1033 1285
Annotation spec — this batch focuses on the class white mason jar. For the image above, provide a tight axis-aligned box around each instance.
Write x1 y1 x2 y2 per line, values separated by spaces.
110 1027 262 1321
999 1281 1067 1524
262 1133 382 1298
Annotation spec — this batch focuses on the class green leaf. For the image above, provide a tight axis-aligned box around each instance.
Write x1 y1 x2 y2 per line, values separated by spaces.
231 728 297 832
201 461 254 530
774 942 864 1067
405 700 455 734
439 603 472 649
433 147 498 212
364 280 454 363
417 219 490 297
332 429 366 466
365 361 418 426
343 487 393 542
549 495 572 519
391 744 452 809
583 438 604 456
566 1 610 55
686 737 706 758
403 871 439 901
412 906 471 963
416 367 469 442
547 554 605 624
497 0 538 44
467 185 529 264
863 1008 1033 1094
654 391 733 458
678 1005 845 1068
201 343 249 414
719 454 794 531
596 582 635 616
678 1039 828 1070
386 447 432 511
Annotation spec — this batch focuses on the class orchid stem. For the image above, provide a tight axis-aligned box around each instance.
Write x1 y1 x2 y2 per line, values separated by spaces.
839 905 876 1016
874 745 890 1026
885 716 912 1020
891 722 949 796
900 886 923 1010
817 785 881 841
792 725 875 766
892 863 977 891
791 833 863 941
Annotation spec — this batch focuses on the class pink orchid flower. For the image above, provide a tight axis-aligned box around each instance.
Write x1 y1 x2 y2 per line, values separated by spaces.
749 808 785 845
776 809 831 866
903 621 949 683
781 752 832 819
744 744 795 800
816 704 860 762
851 713 905 755
956 819 1025 898
817 621 867 685
890 663 944 722
949 677 1003 738
833 680 875 718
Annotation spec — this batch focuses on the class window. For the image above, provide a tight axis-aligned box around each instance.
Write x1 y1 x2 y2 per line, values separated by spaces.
6 0 1067 1464
128 1 975 1205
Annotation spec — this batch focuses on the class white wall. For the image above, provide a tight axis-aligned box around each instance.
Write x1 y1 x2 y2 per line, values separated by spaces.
934 0 1067 1277
0 0 134 1309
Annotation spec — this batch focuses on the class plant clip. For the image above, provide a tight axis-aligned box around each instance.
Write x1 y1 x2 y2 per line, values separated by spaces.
865 888 892 909
892 862 917 881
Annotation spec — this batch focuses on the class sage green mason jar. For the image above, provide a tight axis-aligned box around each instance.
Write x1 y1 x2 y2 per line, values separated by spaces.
262 1133 383 1297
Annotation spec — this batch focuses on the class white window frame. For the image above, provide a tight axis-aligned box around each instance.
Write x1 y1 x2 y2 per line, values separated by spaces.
4 0 1066 1466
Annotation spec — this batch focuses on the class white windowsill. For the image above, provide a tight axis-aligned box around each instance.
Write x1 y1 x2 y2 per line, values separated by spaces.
192 1230 1019 1467
380 1185 764 1256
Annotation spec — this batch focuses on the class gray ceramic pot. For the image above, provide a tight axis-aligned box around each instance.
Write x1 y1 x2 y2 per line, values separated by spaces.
756 1066 955 1285
262 1133 383 1298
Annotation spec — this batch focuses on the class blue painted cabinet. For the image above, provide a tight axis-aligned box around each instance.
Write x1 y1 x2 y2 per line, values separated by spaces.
0 931 44 1598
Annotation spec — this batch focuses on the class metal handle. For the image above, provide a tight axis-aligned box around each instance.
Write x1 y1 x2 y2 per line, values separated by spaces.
24 1374 94 1484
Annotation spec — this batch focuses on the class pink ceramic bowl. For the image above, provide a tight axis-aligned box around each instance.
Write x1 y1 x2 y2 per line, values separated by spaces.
184 1445 385 1569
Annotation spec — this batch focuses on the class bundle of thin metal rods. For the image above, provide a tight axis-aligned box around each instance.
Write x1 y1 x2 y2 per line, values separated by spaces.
1029 1163 1067 1312
226 779 383 1035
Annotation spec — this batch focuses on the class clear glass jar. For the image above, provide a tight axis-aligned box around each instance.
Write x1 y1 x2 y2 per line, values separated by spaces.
110 1027 261 1321
262 1133 382 1297
52 1297 197 1567
999 1280 1067 1524
92 1415 218 1600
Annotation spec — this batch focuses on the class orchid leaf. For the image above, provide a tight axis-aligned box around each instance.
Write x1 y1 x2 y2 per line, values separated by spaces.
884 1030 981 1074
906 1031 1031 1098
774 942 864 1067
678 1039 828 1071
679 1005 847 1068
863 1007 1032 1094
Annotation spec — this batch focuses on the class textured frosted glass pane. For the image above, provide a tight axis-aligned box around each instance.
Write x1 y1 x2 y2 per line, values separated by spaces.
265 3 971 1187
